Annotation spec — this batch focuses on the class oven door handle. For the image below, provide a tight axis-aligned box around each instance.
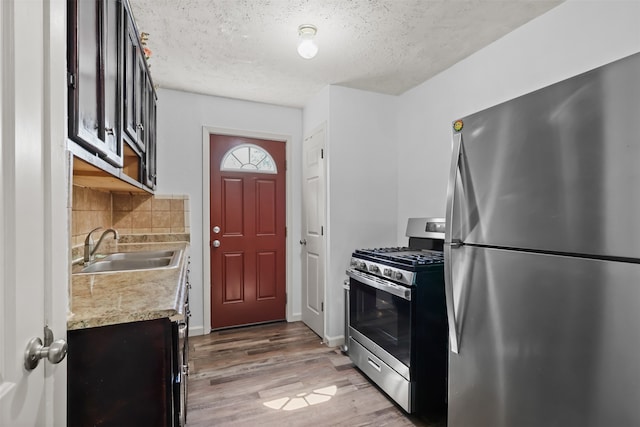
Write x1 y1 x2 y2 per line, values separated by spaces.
346 269 412 301
445 131 462 354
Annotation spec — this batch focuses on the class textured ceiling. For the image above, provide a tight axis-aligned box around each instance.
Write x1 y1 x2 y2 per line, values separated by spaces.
129 0 563 108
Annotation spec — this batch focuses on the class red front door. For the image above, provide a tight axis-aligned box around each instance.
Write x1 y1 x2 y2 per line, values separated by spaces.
210 134 286 329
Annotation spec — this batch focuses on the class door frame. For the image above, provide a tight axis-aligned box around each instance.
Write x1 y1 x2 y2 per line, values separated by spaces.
202 126 294 333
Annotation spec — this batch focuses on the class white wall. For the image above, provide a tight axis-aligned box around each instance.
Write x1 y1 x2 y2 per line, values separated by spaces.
302 85 329 136
303 85 398 343
156 88 303 334
396 0 640 242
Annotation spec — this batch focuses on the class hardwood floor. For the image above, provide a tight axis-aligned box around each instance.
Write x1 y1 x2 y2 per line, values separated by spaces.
187 321 446 426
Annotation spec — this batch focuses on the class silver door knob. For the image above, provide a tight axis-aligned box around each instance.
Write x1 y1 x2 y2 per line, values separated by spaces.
299 239 307 245
213 240 221 248
213 226 220 234
24 337 67 371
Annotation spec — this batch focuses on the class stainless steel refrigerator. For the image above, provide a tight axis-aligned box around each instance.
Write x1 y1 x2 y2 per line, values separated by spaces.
444 52 640 427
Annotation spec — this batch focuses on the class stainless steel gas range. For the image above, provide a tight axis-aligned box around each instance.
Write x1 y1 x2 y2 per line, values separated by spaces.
345 218 448 418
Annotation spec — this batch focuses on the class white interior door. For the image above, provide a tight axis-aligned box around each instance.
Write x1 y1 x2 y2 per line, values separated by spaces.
301 127 326 339
0 0 68 425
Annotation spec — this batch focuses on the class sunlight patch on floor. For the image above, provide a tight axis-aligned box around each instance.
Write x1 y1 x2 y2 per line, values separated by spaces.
263 385 338 411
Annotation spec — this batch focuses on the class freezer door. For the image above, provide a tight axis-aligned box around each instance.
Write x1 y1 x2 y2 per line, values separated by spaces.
450 52 640 258
448 245 640 427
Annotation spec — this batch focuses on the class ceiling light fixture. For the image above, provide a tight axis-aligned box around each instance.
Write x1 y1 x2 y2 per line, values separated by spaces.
297 24 318 59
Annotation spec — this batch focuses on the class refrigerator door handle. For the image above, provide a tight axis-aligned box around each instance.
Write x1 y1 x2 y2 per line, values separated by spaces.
445 132 462 354
444 243 460 354
445 132 462 243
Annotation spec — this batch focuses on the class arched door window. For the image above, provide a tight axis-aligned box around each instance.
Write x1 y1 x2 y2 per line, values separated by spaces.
220 144 277 174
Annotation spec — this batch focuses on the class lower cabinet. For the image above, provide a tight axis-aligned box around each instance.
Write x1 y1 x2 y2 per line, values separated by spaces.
68 317 185 426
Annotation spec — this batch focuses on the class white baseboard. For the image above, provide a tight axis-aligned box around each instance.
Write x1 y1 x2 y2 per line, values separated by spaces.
189 324 206 336
287 313 302 322
324 334 345 348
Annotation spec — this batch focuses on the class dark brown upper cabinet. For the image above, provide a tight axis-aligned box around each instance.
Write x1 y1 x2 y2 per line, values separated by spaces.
67 0 123 167
136 49 148 147
123 10 142 152
68 0 157 192
145 76 157 190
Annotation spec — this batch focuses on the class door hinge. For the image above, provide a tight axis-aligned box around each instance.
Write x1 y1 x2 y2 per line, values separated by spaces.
67 72 76 88
285 160 287 170
320 149 324 159
321 226 324 236
321 302 324 312
285 226 287 237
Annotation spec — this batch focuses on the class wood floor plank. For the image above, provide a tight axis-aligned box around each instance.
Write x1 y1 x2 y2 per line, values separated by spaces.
186 321 445 426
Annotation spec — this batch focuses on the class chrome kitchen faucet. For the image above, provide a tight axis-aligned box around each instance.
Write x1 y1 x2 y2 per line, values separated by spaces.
84 227 119 264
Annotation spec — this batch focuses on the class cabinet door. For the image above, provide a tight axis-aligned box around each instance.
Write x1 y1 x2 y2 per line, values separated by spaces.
145 84 157 190
67 0 100 154
122 10 144 152
135 50 147 149
68 319 173 427
101 0 122 164
67 0 123 167
122 15 137 145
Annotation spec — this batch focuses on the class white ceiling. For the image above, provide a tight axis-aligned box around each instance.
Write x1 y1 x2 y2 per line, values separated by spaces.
129 0 563 108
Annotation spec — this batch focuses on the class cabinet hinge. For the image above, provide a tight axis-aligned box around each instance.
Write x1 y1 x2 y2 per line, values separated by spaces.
67 72 76 88
320 149 324 159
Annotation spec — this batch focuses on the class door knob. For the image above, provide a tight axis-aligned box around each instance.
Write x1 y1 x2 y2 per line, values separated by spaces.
299 239 307 245
213 240 221 248
24 332 67 371
212 226 220 234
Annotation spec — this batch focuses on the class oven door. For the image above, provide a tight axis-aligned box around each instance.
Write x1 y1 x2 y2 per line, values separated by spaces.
347 268 413 375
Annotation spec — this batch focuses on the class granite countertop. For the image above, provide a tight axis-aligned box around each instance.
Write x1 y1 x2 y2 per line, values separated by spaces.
68 241 190 330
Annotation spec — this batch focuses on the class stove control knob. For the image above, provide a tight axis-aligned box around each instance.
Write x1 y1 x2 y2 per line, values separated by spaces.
358 261 367 270
383 268 392 277
369 265 379 273
394 271 403 280
350 258 358 267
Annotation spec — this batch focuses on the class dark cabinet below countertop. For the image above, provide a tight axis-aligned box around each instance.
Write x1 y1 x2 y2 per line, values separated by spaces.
67 318 174 427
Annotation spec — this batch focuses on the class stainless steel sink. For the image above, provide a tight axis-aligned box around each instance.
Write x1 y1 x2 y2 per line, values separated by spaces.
75 250 181 274
100 250 177 261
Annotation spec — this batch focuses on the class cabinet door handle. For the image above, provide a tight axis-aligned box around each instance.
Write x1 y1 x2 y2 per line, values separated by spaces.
178 323 187 339
105 127 114 135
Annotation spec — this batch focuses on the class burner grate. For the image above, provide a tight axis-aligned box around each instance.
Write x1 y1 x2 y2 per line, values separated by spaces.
353 247 444 268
